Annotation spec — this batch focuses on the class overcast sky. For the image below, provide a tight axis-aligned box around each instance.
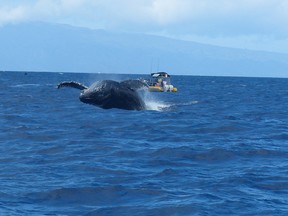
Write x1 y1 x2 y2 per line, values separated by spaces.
1 0 288 53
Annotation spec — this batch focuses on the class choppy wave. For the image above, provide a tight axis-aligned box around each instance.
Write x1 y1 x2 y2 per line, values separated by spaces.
1 72 288 216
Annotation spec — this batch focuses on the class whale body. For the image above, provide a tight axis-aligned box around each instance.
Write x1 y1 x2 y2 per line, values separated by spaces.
57 79 148 110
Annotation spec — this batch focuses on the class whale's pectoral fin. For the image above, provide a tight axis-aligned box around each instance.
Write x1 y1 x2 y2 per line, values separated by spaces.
57 81 88 90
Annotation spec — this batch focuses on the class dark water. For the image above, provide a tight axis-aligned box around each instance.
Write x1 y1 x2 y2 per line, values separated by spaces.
1 71 288 215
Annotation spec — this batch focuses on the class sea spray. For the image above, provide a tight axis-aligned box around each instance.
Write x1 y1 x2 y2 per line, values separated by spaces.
139 90 171 111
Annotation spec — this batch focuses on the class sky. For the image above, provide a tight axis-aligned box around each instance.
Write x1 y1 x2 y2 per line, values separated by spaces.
0 0 288 53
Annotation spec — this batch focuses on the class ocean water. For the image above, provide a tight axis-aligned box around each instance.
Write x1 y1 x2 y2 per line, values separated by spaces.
0 71 288 216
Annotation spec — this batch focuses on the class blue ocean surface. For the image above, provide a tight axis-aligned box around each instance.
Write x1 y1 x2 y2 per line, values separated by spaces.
0 71 288 216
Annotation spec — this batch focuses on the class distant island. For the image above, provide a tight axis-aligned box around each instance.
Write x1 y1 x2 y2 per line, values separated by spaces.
1 22 288 78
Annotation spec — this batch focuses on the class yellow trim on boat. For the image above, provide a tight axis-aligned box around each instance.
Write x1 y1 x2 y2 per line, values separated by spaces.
148 86 178 92
149 86 163 92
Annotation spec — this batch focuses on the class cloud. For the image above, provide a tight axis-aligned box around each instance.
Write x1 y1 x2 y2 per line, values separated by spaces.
0 5 28 25
148 0 288 37
1 0 288 38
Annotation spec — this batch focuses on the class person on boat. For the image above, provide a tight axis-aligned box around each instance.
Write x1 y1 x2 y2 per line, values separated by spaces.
161 79 167 87
161 79 168 91
156 78 162 86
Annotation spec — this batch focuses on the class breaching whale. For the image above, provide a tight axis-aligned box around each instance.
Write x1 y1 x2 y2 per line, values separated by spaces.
57 79 148 110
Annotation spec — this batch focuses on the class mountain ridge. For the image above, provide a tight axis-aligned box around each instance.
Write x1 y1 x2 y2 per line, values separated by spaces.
1 22 288 77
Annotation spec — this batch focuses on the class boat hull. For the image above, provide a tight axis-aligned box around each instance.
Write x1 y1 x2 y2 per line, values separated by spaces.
148 86 177 92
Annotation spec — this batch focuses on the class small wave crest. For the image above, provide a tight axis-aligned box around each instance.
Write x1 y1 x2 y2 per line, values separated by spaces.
11 84 41 88
151 146 288 162
85 205 198 216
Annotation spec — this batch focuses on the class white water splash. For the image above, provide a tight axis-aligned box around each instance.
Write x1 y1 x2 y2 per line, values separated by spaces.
140 91 172 111
145 100 171 111
143 91 198 111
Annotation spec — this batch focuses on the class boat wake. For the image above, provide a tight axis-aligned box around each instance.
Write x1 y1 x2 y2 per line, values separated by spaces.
179 100 199 106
